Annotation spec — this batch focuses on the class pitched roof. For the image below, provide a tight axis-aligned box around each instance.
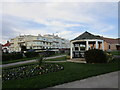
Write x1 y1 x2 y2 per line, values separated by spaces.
2 41 11 47
101 37 119 44
72 31 101 41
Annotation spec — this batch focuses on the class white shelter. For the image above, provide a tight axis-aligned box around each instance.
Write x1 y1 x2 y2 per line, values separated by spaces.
70 31 104 59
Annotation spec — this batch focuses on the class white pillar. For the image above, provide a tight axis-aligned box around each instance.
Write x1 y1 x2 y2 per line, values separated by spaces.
79 44 81 51
96 40 98 49
86 41 89 50
102 40 104 51
70 42 73 59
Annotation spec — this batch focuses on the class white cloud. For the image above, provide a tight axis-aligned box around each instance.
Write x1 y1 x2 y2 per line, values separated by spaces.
1 2 118 44
1 0 119 2
100 26 114 32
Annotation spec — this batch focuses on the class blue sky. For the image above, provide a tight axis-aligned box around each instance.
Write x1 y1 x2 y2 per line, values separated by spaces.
1 1 118 44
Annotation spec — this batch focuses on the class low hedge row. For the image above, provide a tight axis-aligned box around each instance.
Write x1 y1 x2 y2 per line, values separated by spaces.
39 51 55 57
2 53 23 61
2 51 56 61
24 52 39 58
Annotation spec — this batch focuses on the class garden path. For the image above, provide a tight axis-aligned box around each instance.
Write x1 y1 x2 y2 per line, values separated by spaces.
1 55 66 68
113 55 120 58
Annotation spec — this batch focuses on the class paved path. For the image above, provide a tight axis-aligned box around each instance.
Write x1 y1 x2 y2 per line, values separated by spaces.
45 61 67 63
113 55 120 58
52 71 119 88
67 59 86 63
1 55 66 68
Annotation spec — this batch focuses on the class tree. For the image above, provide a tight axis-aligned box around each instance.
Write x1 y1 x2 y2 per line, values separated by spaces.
20 45 27 52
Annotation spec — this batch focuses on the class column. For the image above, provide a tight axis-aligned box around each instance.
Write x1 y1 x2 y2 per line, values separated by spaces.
102 40 104 51
96 40 98 49
70 42 73 59
79 44 81 51
86 41 89 50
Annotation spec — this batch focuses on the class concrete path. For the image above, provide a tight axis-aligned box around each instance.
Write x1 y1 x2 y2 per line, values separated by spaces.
113 55 120 58
67 59 86 63
44 55 66 59
52 71 119 88
45 61 67 63
1 55 66 68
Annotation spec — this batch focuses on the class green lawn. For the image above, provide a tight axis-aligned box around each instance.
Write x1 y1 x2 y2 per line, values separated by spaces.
110 51 120 55
45 56 67 61
2 62 119 89
2 57 38 64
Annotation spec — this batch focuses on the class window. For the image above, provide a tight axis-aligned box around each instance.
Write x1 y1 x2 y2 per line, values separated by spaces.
75 47 79 50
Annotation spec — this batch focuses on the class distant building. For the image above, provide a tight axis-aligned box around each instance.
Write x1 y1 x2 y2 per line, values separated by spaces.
9 34 70 52
2 41 11 53
101 37 120 51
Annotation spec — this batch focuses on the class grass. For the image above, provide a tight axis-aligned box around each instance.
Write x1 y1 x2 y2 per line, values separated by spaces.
2 61 119 89
109 51 120 55
2 56 67 69
45 56 67 61
2 57 38 64
2 53 66 64
2 62 37 70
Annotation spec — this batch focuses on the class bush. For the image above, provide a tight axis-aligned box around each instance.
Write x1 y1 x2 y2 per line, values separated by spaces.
106 53 114 62
84 49 107 63
2 53 23 61
36 55 43 66
67 52 70 56
24 52 38 58
108 57 120 63
2 51 56 62
39 51 55 57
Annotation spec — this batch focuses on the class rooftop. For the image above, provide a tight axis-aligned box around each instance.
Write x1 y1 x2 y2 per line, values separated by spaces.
2 41 11 47
72 31 101 41
101 37 119 44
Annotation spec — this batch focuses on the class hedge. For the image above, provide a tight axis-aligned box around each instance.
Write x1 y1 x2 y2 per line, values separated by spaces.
2 53 23 61
84 49 107 63
2 51 56 62
24 52 38 58
38 51 55 57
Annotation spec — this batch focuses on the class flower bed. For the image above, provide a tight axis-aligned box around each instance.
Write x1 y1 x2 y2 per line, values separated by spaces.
2 63 64 82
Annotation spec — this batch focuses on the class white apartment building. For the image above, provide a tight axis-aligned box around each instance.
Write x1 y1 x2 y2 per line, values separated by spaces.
10 34 70 52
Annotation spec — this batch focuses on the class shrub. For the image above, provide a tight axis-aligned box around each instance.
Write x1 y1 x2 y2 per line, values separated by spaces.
39 51 55 57
84 49 107 63
67 52 70 56
105 53 114 63
66 55 70 59
36 55 43 66
108 57 120 63
24 52 38 58
2 53 23 61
